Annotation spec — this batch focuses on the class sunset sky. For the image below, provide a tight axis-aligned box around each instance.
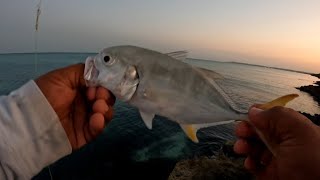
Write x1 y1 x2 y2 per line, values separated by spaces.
0 0 319 73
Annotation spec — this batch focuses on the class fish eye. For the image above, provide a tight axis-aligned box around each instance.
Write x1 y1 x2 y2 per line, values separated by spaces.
102 54 116 66
103 55 110 63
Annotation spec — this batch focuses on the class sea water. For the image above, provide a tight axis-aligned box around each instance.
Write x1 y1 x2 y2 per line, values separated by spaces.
0 53 319 179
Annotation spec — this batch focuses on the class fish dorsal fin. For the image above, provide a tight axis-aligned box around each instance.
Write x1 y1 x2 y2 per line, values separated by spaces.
194 67 224 80
166 51 188 61
139 110 155 129
201 73 247 114
193 66 244 113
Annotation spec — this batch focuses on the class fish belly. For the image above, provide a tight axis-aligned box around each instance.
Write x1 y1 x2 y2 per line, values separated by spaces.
130 57 243 125
130 82 243 125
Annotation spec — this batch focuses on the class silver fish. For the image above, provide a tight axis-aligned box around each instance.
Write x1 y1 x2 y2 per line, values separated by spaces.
84 45 298 146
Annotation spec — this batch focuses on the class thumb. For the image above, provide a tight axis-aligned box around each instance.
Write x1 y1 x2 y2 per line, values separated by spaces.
248 107 277 137
60 63 87 89
247 106 291 156
248 106 314 143
248 107 265 130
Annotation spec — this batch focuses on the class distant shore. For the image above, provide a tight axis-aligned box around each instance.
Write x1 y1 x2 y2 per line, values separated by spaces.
296 73 320 125
229 61 312 74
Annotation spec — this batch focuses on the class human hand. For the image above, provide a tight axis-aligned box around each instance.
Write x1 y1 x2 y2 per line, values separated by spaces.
35 64 115 150
234 106 320 180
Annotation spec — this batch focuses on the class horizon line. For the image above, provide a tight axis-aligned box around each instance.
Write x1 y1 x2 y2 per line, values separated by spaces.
0 51 97 55
0 52 316 75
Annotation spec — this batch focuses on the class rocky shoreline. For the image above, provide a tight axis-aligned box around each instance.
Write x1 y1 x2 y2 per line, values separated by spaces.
296 73 320 104
297 81 320 102
296 73 320 125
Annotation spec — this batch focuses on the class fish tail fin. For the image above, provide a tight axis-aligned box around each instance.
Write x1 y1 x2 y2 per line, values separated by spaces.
258 94 299 110
180 94 300 149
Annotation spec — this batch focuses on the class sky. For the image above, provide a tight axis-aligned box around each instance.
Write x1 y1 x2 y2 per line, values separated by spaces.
0 0 319 73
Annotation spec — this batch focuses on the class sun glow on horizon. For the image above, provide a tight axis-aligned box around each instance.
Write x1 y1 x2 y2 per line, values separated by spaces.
0 0 319 73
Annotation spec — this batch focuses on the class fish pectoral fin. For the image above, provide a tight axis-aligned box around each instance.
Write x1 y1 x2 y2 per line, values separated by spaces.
165 51 188 61
139 111 155 130
258 94 299 110
180 124 199 143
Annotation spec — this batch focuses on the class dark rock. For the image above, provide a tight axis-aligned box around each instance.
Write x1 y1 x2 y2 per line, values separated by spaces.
168 141 253 180
296 82 320 103
296 73 320 125
168 155 252 180
312 73 320 79
299 112 320 126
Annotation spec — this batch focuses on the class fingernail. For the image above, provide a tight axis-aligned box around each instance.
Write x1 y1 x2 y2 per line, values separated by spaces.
249 107 263 117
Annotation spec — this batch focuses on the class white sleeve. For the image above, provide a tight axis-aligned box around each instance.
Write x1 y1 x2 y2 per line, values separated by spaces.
0 80 72 180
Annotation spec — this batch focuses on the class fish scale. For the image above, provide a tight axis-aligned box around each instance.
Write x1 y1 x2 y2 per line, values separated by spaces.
84 45 299 156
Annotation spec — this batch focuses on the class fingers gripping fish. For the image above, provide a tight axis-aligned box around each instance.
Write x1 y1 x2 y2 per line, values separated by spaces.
84 45 298 157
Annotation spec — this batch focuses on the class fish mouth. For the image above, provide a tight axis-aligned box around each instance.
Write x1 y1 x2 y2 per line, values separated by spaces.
84 56 99 87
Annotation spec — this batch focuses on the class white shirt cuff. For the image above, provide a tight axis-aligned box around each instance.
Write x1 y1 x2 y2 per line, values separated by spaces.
0 80 72 179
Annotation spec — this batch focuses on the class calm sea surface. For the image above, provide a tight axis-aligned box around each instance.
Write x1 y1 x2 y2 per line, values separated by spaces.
0 53 318 179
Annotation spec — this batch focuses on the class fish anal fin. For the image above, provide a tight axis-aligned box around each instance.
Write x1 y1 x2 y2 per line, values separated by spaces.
139 111 155 130
258 94 299 110
180 124 199 143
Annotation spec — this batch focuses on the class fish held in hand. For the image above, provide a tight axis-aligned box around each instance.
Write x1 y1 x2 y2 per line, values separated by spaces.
83 45 299 144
